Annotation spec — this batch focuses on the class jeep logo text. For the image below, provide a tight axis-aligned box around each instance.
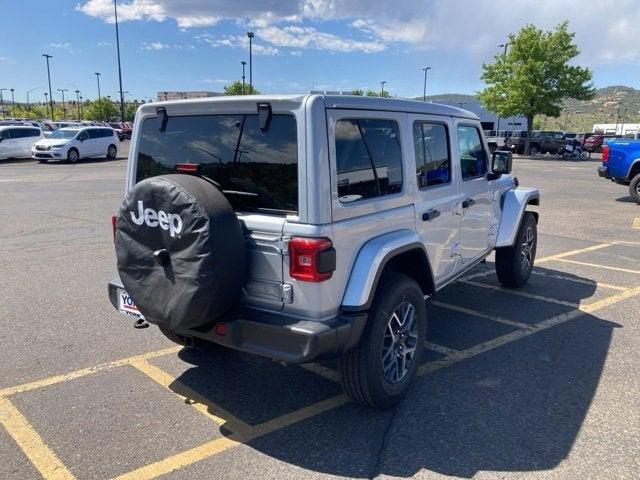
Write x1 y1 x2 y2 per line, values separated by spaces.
130 200 182 237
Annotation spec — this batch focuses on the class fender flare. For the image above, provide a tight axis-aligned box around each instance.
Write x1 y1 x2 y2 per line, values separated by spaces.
626 158 640 179
496 187 540 248
341 230 434 312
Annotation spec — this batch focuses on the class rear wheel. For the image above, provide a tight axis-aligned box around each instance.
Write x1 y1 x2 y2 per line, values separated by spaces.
495 212 537 287
107 144 117 160
580 150 591 161
338 272 427 409
629 173 640 204
530 144 540 156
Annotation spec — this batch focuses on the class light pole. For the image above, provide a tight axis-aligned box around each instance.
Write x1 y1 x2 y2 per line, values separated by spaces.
10 88 15 116
247 32 254 90
241 61 246 94
380 81 386 96
79 95 84 119
44 92 48 117
422 67 431 102
26 87 41 111
57 89 68 119
42 54 54 121
113 0 125 122
95 72 101 100
621 108 627 134
75 90 81 119
495 43 510 133
0 89 6 119
458 102 468 109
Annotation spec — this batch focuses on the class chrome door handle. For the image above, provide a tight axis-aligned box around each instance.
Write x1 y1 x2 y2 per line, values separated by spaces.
462 198 476 208
422 209 441 221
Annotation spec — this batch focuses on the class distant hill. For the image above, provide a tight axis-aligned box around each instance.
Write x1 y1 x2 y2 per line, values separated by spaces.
415 86 640 132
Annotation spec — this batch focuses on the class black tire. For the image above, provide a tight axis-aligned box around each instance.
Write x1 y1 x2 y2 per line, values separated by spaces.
495 212 537 287
67 148 79 163
338 272 427 409
580 151 591 161
107 144 117 160
38 159 48 164
530 144 540 156
629 173 640 204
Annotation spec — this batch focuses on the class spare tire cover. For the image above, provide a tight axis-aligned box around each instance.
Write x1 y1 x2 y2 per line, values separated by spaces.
115 174 246 331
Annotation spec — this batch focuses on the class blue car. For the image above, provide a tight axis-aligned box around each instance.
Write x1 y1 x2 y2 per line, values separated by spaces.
598 139 640 203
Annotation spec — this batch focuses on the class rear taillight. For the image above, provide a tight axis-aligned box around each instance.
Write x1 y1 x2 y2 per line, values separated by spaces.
111 215 117 242
288 237 336 282
176 163 199 173
602 144 609 163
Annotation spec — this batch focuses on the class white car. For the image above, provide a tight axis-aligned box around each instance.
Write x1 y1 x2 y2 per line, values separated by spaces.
32 127 119 163
0 126 44 160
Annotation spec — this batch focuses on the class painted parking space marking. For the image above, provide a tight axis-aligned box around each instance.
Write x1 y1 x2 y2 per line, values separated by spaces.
458 279 581 308
299 363 340 382
3 243 640 480
530 270 628 291
0 397 74 480
431 300 534 330
424 341 459 356
633 218 640 229
536 242 615 263
130 360 254 438
554 258 640 275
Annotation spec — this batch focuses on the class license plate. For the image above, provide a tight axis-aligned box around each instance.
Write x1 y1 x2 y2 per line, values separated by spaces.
118 289 144 319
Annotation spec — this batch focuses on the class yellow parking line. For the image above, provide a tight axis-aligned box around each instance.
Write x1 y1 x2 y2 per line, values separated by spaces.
633 218 640 229
0 397 75 480
555 258 640 275
530 270 629 291
423 341 459 356
0 346 181 398
129 360 254 439
536 242 615 263
431 300 533 330
580 286 640 313
459 279 580 308
299 363 340 382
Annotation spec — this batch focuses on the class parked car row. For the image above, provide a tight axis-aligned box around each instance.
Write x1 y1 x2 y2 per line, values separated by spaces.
0 124 119 162
0 118 134 140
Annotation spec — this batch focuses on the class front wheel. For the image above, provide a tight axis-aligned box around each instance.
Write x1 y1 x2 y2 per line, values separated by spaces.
495 212 537 287
580 150 591 161
562 152 571 161
338 272 427 409
530 145 540 156
67 148 79 163
629 173 640 204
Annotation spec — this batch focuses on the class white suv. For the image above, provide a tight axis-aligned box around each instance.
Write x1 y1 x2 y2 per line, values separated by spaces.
0 126 44 160
32 126 119 163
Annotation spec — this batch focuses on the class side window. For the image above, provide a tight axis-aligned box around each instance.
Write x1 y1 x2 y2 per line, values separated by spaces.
335 118 403 202
102 129 111 138
0 130 10 140
456 125 487 180
88 129 100 139
77 131 89 141
413 121 450 188
29 128 40 137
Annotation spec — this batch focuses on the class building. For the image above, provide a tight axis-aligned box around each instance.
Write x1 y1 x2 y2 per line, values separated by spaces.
431 100 528 132
592 123 640 135
156 91 223 101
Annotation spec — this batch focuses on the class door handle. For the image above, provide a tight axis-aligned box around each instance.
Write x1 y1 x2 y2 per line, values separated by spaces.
462 198 476 209
422 209 441 222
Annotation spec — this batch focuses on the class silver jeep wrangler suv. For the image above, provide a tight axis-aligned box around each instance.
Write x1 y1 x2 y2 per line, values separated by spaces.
108 94 539 408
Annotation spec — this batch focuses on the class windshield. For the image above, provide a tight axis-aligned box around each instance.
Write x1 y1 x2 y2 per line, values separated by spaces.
47 129 78 139
136 113 298 215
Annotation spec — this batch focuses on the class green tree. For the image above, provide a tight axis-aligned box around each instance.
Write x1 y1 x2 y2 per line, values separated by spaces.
223 81 260 95
351 89 364 96
84 98 119 122
365 89 391 98
125 102 139 122
478 21 594 154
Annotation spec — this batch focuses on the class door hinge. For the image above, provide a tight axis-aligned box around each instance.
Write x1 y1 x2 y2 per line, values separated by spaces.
450 244 461 257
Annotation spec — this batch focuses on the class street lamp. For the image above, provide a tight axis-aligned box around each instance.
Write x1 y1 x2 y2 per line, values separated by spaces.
494 43 510 133
79 95 84 119
113 0 126 122
380 81 386 96
0 89 6 119
26 87 42 112
498 42 510 56
42 54 54 121
241 61 247 95
247 32 254 90
57 89 68 119
422 67 431 102
95 72 101 100
44 92 48 115
459 102 468 108
75 90 81 119
10 88 15 116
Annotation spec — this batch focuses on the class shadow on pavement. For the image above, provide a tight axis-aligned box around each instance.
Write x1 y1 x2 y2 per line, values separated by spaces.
167 263 618 478
615 195 637 204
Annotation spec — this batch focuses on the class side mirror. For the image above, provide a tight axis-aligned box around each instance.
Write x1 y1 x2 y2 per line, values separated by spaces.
491 150 512 176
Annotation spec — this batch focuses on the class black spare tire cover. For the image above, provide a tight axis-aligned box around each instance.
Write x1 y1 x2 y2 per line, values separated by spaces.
115 174 246 331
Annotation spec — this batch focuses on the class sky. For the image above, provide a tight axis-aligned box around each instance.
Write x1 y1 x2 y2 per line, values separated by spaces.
2 0 640 104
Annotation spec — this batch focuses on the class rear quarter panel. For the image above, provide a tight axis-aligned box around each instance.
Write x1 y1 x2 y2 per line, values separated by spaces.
607 140 640 179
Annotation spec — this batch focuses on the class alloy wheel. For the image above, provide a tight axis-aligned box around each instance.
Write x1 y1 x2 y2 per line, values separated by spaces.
381 301 418 384
521 226 536 271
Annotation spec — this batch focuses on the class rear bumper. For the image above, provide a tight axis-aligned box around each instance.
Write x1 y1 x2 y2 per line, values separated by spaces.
597 166 610 178
108 279 367 364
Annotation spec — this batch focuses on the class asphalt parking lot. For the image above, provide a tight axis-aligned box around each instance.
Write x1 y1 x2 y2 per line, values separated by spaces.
1 146 639 479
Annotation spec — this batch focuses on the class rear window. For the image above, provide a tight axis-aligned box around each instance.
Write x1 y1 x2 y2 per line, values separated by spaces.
136 114 298 215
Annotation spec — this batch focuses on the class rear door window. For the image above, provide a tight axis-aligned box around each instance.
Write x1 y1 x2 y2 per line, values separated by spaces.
334 118 403 202
413 121 450 188
136 114 298 215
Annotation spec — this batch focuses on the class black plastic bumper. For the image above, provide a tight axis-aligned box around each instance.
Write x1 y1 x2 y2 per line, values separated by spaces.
108 280 367 364
597 166 609 178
